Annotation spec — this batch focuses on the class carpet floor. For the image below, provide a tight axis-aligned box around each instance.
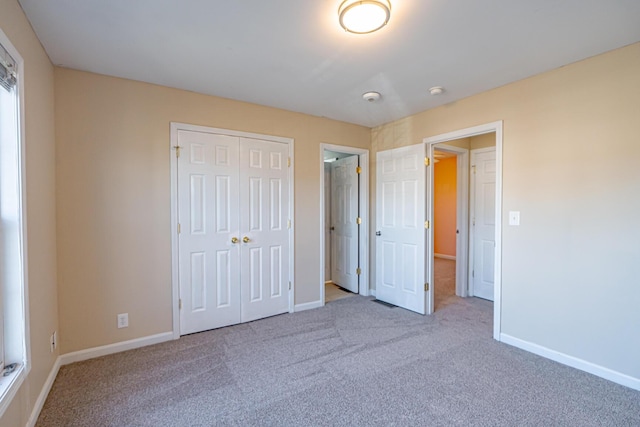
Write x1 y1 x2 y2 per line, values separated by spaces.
37 284 639 425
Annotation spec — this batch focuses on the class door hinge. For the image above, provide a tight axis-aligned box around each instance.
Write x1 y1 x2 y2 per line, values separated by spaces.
174 145 182 158
356 217 362 225
472 270 475 278
177 223 181 234
287 219 292 229
288 157 291 167
179 299 182 310
356 166 362 174
356 268 362 276
424 283 429 292
425 157 430 166
289 281 292 290
471 165 476 174
424 220 430 229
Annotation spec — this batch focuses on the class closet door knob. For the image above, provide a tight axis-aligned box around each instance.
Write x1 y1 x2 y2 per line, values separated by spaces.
242 236 250 243
231 237 239 244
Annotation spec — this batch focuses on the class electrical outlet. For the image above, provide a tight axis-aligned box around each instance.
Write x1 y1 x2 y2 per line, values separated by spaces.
117 313 129 329
50 331 56 353
53 331 57 350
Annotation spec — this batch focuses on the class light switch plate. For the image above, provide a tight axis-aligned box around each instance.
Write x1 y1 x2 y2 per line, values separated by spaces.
509 211 520 226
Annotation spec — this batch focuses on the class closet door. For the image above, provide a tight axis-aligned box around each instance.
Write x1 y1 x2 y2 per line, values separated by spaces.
178 131 241 335
239 137 290 322
178 130 291 334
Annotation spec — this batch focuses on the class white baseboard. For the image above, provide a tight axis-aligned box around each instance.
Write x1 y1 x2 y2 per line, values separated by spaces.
294 300 323 312
59 332 175 366
434 253 456 260
500 333 640 391
27 356 61 427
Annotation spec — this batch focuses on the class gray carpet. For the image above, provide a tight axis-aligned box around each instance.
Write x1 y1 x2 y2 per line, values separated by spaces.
37 295 640 426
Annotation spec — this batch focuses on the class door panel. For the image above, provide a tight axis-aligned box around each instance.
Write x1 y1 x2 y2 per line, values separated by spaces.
376 144 427 314
330 156 359 293
239 137 290 322
471 149 496 301
178 130 240 334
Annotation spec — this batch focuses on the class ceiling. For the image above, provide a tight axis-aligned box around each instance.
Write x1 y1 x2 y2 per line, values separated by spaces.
18 0 640 128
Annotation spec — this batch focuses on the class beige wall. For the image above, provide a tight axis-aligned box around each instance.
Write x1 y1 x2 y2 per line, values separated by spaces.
470 133 495 150
371 42 640 380
0 1 58 426
54 68 370 353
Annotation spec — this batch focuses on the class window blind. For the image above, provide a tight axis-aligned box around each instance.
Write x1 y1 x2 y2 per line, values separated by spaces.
0 42 17 91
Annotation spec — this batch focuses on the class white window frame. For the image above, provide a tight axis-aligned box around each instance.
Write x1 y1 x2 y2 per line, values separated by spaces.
0 27 30 417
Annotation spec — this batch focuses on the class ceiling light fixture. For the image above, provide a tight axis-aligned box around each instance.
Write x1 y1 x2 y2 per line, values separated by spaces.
339 0 391 34
429 86 444 95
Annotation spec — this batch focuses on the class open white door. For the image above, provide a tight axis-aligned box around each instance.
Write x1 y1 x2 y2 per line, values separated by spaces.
375 144 429 314
330 155 359 293
470 148 496 301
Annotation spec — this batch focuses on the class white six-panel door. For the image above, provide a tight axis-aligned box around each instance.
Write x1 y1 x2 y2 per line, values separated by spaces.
177 130 290 334
178 131 241 334
376 144 428 314
470 148 496 301
239 137 290 322
330 155 359 293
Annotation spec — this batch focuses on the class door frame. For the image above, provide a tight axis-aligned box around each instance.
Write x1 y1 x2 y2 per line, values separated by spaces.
170 122 295 339
431 143 470 298
424 121 503 339
319 144 370 304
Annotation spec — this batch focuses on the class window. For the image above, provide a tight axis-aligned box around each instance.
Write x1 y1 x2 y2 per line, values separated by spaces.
0 29 29 417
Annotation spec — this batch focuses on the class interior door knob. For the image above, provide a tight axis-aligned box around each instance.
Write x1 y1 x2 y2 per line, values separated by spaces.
242 236 250 243
231 237 239 244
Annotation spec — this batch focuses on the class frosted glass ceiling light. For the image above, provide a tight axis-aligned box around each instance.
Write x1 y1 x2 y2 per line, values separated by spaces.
339 0 391 34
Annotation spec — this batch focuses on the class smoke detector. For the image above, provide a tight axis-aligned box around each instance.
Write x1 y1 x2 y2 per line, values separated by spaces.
363 91 381 102
429 86 444 95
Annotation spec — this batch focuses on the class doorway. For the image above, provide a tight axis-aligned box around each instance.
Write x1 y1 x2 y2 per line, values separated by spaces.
425 122 503 339
319 144 369 305
432 143 469 310
431 135 497 309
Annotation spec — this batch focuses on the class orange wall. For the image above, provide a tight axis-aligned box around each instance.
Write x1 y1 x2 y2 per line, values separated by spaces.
434 156 457 257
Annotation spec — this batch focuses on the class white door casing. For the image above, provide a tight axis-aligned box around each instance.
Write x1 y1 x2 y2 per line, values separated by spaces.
239 137 290 322
176 128 291 335
470 148 496 301
330 155 359 293
375 144 428 315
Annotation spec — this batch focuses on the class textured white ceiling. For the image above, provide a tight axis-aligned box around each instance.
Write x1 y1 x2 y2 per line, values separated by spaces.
18 0 640 127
